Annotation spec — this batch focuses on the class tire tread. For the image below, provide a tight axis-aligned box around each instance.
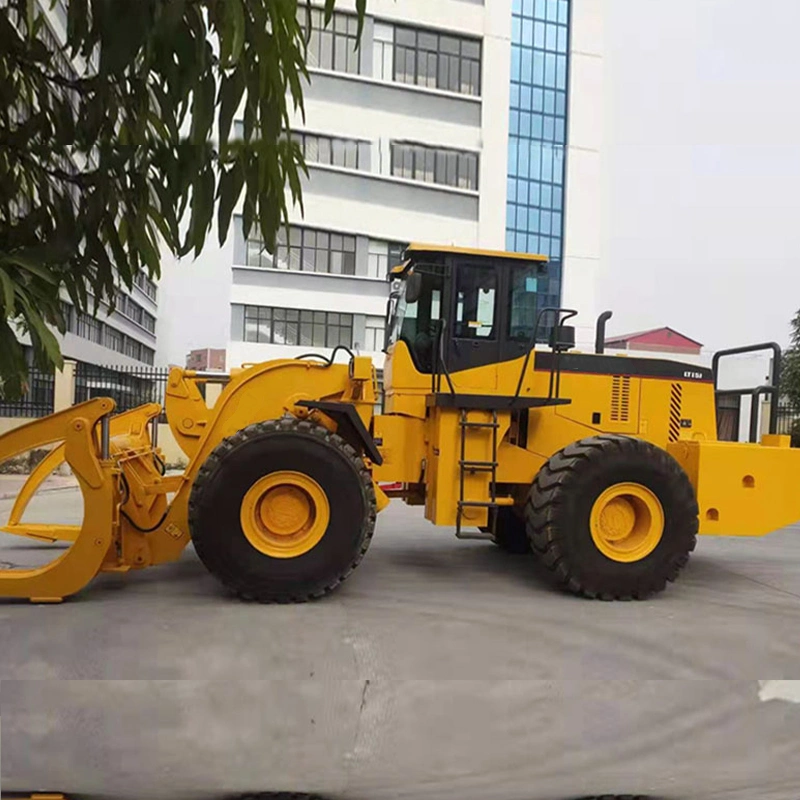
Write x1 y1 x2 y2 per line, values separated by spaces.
189 416 376 603
525 434 698 600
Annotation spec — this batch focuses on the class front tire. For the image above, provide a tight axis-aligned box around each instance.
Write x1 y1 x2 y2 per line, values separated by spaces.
189 417 376 602
526 434 698 600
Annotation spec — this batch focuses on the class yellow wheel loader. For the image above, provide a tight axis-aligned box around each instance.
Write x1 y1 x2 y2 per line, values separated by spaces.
2 244 799 603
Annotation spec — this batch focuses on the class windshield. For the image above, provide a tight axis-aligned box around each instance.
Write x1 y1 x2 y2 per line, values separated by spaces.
387 263 445 372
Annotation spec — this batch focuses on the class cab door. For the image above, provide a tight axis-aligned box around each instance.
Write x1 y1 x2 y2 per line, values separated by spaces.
445 257 500 390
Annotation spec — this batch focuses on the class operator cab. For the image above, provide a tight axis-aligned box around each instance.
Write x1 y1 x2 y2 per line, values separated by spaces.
386 244 563 378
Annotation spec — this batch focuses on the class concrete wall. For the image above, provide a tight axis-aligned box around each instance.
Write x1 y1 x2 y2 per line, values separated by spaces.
0 417 36 436
561 0 605 348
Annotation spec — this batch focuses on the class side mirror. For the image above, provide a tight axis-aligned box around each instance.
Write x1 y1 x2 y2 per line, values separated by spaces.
550 324 576 352
405 271 422 304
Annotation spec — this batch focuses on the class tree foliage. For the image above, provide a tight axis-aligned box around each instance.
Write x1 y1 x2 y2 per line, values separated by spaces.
0 0 365 398
783 308 800 410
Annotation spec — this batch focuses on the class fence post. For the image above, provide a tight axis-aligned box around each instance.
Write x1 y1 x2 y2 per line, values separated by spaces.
53 359 76 412
761 397 772 440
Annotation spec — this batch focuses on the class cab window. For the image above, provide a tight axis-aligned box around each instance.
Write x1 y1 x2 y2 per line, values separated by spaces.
507 263 540 341
453 263 497 339
400 262 445 372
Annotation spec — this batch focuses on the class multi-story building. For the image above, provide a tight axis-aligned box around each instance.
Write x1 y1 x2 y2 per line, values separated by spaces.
225 0 604 370
186 348 227 372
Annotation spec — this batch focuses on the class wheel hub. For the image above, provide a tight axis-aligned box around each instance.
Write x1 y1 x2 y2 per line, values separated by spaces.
240 471 330 558
590 482 664 563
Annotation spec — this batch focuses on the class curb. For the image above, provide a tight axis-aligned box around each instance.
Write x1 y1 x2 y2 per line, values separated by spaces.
0 483 79 501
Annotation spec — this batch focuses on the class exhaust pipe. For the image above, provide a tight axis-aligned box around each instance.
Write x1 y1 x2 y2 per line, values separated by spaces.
595 310 613 354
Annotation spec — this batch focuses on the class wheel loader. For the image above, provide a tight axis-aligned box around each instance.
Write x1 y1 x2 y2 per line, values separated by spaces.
1 243 799 603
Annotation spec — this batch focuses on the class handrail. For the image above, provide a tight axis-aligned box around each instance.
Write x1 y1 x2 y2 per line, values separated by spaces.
511 307 578 405
712 342 782 438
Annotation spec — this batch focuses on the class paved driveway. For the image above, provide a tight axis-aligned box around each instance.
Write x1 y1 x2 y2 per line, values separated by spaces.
2 491 800 799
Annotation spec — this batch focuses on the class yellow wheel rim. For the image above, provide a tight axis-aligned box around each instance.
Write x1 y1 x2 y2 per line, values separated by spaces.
240 471 330 559
589 482 664 563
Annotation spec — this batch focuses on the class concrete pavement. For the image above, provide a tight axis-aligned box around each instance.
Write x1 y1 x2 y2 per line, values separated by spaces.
3 491 800 798
3 680 800 800
0 473 77 501
2 491 800 680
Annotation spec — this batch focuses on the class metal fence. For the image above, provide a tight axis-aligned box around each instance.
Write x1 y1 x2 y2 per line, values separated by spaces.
0 367 56 418
774 399 800 441
74 363 170 421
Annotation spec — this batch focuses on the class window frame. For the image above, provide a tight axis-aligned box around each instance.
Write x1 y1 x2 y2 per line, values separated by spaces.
299 6 362 75
391 141 479 191
241 305 354 349
452 261 499 341
247 225 357 276
391 24 482 97
292 130 369 172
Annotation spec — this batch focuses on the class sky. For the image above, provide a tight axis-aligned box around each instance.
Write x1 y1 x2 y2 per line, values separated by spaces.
156 0 800 365
599 0 800 353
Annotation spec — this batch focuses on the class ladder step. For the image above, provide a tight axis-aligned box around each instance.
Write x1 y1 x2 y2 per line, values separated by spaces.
460 460 498 470
460 421 499 429
458 498 516 508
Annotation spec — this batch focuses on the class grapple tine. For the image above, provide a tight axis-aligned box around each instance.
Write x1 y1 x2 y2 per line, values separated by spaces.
2 441 69 541
0 398 118 603
1 403 163 544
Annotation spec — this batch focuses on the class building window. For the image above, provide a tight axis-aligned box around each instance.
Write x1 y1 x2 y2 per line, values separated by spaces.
246 226 357 276
134 271 158 302
242 306 353 349
124 338 142 360
391 142 479 191
114 289 156 333
367 240 406 278
105 326 124 353
506 0 570 310
300 7 361 74
292 131 369 171
59 301 72 331
75 312 103 344
373 22 394 80
363 317 385 352
140 344 155 365
393 25 481 96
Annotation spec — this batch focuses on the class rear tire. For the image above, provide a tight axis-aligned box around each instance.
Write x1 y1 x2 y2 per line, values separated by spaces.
189 416 376 603
526 434 698 600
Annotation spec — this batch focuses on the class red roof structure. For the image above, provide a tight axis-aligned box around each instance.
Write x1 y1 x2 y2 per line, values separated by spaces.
604 327 703 355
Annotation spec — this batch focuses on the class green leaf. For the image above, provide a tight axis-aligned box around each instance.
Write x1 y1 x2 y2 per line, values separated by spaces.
355 0 367 42
230 0 246 63
219 65 245 146
217 161 245 245
0 269 16 315
16 292 63 368
0 320 29 401
0 253 60 285
190 70 216 144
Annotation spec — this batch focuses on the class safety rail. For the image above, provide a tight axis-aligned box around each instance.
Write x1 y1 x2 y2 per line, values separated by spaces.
511 306 577 405
712 342 782 443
